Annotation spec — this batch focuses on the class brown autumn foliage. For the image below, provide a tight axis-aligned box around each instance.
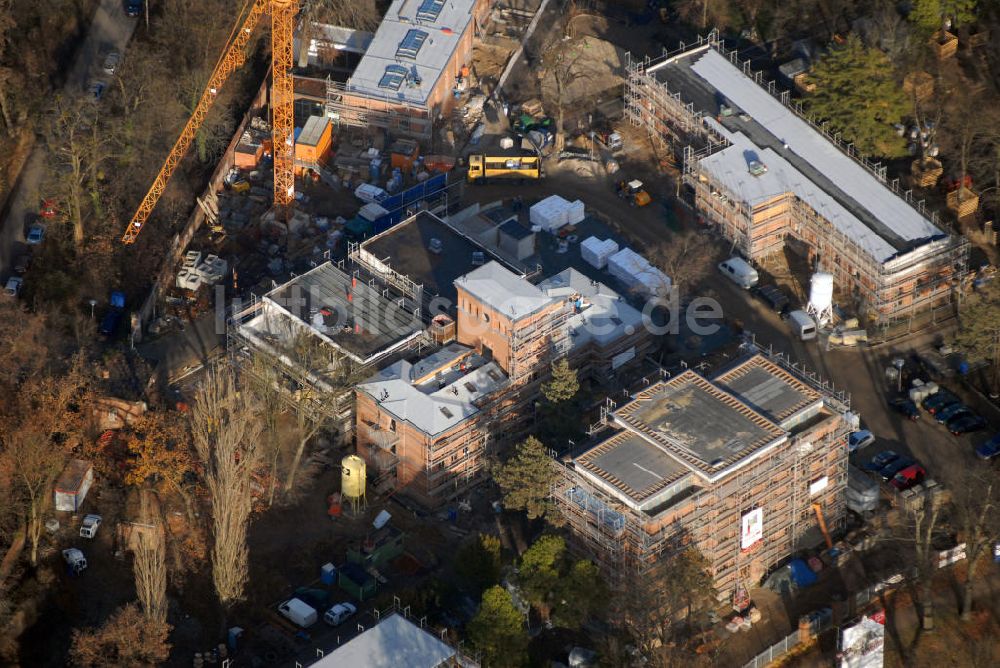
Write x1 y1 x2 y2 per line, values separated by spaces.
69 603 171 667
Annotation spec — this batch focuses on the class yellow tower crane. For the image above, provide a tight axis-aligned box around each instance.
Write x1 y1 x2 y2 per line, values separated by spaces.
121 0 299 245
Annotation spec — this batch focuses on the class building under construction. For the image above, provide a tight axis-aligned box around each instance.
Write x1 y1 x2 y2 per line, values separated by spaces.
624 33 968 326
355 260 652 506
552 344 851 598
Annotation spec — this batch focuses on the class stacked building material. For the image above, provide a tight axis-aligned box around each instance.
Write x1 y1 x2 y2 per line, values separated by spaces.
608 248 650 290
529 195 573 232
634 266 672 298
566 199 586 225
580 236 620 269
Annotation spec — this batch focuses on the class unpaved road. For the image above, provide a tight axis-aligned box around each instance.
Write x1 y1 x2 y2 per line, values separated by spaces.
0 0 139 278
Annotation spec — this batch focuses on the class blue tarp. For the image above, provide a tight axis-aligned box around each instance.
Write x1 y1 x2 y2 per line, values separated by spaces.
370 173 448 234
789 558 818 588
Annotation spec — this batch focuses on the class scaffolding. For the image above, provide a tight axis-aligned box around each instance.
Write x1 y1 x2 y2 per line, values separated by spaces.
325 77 433 138
627 37 970 327
552 349 852 597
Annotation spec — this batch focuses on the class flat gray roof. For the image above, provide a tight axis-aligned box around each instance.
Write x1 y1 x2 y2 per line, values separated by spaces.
362 211 492 306
652 47 945 262
455 261 555 322
615 370 786 477
574 431 688 508
714 354 821 424
358 345 508 436
263 262 423 363
345 0 477 107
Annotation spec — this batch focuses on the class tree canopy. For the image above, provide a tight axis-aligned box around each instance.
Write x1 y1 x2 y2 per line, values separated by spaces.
517 534 607 628
542 359 579 404
804 34 908 158
467 586 528 668
70 603 172 667
909 0 977 35
494 436 561 523
456 533 503 594
954 282 1000 391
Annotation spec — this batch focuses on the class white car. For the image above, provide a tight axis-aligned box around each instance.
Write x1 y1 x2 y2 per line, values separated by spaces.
102 51 121 75
4 276 22 297
848 430 876 452
323 602 357 626
63 548 88 574
80 514 102 538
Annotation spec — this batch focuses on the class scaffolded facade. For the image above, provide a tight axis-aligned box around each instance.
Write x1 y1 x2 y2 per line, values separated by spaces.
625 34 969 327
552 342 852 598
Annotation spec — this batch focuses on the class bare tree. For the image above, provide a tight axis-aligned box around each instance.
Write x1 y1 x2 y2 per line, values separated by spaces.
539 36 594 153
647 229 718 297
70 603 171 667
133 530 168 624
296 0 381 66
899 489 947 631
951 476 1000 620
282 333 363 493
190 365 263 609
2 426 65 566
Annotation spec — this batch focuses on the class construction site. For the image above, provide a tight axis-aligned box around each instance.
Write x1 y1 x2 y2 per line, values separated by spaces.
623 32 970 328
552 343 852 601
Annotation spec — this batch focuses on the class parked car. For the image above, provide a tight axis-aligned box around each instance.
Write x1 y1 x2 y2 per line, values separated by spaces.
4 276 23 297
934 403 973 424
278 598 317 628
975 434 1000 460
949 414 988 436
879 456 916 481
13 254 31 275
26 224 45 245
718 256 759 289
323 602 357 626
102 51 121 75
889 397 920 421
848 430 876 452
890 464 927 491
922 390 960 414
87 79 106 101
39 198 58 219
79 514 102 538
63 548 88 574
124 0 143 17
864 450 898 472
752 284 790 313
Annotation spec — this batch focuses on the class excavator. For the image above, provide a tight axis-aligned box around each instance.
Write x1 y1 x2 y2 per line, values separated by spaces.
120 0 298 245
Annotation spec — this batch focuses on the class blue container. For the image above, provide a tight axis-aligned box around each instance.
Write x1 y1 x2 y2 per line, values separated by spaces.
321 562 336 585
109 291 126 309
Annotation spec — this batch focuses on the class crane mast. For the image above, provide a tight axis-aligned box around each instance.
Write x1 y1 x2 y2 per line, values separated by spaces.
121 0 299 245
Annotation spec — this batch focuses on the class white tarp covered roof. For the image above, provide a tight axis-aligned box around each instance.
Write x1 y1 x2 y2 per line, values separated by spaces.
312 614 461 668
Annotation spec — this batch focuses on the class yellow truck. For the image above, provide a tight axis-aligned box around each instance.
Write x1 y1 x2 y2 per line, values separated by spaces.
467 153 542 183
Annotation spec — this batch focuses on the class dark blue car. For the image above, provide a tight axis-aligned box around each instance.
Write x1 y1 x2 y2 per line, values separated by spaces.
865 450 898 472
125 0 142 17
976 434 1000 460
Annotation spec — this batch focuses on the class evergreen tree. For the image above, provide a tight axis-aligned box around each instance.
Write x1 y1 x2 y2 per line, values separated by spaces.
909 0 977 36
542 358 579 404
803 35 908 158
518 534 566 607
494 436 562 523
467 586 528 668
552 559 607 629
456 533 503 594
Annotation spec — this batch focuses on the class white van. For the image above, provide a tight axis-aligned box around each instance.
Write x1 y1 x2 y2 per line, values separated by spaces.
354 183 388 205
788 310 817 340
278 598 318 628
718 257 759 289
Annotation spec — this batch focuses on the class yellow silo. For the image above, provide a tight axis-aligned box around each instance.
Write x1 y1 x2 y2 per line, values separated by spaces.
341 455 367 515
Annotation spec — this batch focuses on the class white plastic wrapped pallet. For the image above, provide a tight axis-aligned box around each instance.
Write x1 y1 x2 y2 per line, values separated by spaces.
567 200 586 225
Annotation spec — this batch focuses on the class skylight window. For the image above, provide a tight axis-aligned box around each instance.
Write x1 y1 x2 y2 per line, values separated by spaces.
378 65 408 90
416 0 445 22
396 29 428 59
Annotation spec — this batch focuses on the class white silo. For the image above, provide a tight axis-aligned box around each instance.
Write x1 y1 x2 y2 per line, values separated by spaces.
806 272 834 326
